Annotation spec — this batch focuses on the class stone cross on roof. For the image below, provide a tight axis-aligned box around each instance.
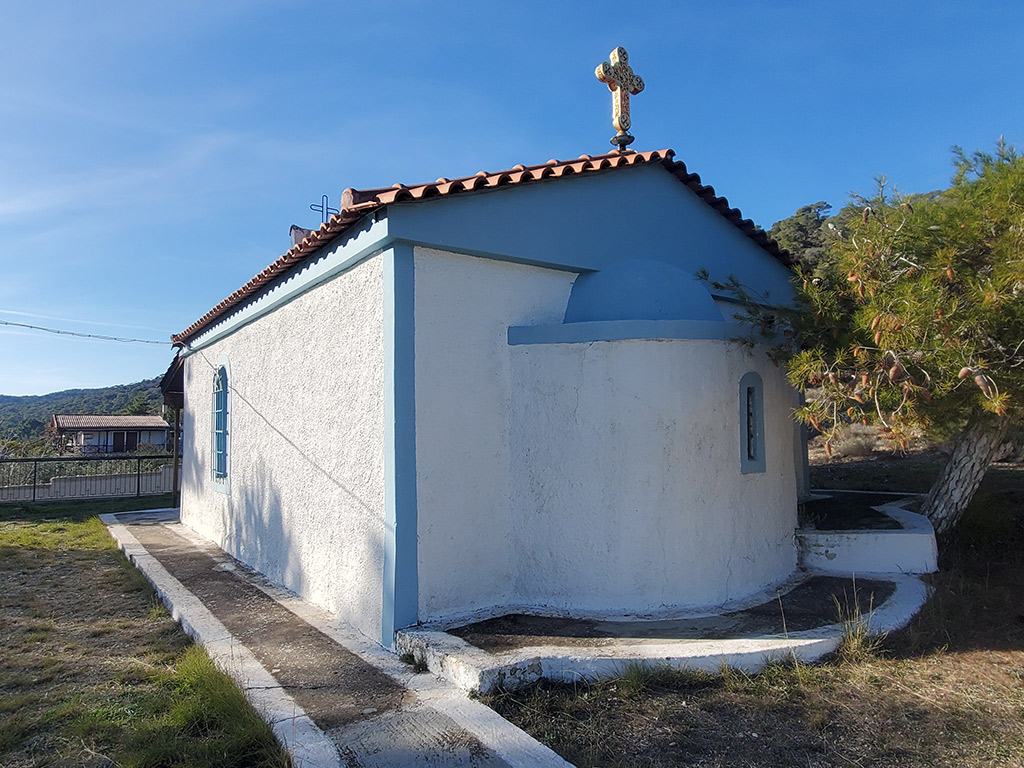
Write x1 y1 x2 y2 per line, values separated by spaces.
595 46 645 151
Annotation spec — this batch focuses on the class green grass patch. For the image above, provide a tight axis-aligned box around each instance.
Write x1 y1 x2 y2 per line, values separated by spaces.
0 493 175 524
0 495 290 768
72 647 287 768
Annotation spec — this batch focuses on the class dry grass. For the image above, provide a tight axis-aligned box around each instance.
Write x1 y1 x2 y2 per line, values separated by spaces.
485 455 1024 767
834 424 879 458
0 496 290 768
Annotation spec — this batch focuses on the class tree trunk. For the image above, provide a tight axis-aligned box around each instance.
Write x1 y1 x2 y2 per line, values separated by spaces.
920 410 1011 537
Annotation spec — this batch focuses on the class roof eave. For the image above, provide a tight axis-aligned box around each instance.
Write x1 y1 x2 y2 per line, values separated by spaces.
171 148 789 346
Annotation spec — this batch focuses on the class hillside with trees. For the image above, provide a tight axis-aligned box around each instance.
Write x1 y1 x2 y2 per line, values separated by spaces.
0 378 164 453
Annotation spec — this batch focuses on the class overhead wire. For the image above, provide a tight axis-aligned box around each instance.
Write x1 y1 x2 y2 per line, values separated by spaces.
0 319 168 345
191 347 378 521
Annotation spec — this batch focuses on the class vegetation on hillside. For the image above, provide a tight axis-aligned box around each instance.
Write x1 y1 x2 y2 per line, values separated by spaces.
0 377 164 456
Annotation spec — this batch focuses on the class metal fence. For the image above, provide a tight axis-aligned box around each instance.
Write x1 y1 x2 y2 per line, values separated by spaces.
0 454 179 503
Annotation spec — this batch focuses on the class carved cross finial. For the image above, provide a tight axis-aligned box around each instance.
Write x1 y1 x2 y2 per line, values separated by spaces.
595 46 645 150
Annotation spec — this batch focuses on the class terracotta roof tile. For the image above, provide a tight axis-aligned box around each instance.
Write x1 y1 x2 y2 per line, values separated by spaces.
53 415 169 431
172 148 789 346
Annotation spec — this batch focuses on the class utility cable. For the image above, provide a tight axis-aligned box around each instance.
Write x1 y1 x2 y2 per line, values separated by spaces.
0 319 167 345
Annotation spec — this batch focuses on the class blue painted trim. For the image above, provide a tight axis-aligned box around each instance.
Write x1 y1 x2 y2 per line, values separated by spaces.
211 354 231 495
388 166 796 301
507 319 729 346
710 292 773 307
395 238 587 275
382 244 418 648
739 371 766 474
181 215 392 355
179 225 583 362
181 165 795 358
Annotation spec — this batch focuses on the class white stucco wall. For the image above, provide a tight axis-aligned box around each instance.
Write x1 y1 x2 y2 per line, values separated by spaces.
413 247 798 623
508 340 798 614
413 248 576 621
180 255 386 642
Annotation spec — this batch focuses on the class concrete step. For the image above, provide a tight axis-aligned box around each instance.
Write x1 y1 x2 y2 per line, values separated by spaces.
397 572 929 695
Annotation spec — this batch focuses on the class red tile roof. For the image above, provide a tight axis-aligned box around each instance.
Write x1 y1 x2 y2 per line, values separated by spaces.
52 415 169 431
172 148 789 346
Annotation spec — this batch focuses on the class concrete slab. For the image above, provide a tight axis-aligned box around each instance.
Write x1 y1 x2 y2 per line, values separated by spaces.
798 491 939 574
112 506 180 524
451 576 896 649
103 513 340 768
103 510 571 768
397 572 929 695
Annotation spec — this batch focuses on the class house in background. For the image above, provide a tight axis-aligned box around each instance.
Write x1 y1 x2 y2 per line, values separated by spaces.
171 148 806 649
51 414 170 454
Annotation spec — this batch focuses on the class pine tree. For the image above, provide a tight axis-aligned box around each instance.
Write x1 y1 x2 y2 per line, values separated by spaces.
121 392 154 415
737 141 1024 537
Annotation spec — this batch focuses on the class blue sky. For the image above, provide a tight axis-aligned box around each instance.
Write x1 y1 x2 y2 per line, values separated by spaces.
1 1 1021 395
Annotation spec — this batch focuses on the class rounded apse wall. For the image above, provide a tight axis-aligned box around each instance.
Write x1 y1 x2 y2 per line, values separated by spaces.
504 338 799 617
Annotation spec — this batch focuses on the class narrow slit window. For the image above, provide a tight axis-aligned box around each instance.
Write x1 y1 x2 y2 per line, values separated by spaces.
212 366 229 480
739 372 765 474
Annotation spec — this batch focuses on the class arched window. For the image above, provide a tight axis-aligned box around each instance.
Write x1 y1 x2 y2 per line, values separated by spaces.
212 366 229 480
739 371 765 474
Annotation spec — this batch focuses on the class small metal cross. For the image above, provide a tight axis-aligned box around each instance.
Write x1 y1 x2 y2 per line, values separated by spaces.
595 46 645 150
310 194 339 224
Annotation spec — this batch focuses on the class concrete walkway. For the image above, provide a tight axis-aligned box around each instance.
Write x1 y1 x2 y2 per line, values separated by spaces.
102 505 931 767
101 510 571 768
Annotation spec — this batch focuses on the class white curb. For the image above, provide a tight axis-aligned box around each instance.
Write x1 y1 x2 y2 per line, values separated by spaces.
101 514 342 768
106 513 573 768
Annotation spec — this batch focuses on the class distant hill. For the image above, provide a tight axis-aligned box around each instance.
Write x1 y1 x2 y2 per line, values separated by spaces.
0 378 164 442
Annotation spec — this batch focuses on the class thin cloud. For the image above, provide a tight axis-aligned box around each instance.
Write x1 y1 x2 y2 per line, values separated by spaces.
0 308 167 333
0 133 239 218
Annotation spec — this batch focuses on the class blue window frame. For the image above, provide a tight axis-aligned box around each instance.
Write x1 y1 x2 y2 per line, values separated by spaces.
212 366 228 480
739 371 765 474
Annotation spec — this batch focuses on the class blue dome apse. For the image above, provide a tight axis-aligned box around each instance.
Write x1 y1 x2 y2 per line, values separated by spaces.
563 259 725 324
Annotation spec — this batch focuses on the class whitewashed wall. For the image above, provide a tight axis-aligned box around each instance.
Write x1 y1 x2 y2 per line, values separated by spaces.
413 247 797 623
413 248 576 621
180 255 386 642
508 340 798 614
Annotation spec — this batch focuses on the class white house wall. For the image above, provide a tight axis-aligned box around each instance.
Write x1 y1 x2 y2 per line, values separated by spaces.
508 340 798 614
180 255 386 642
413 247 576 622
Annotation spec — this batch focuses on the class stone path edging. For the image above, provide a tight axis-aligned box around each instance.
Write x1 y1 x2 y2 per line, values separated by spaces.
103 512 573 768
164 523 572 768
101 514 341 768
397 573 930 696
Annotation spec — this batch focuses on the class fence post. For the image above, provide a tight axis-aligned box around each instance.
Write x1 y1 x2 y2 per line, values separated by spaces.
136 457 142 497
32 460 37 503
171 406 181 508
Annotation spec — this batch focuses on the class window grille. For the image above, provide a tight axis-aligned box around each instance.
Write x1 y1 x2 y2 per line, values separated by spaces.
739 371 765 474
212 367 228 479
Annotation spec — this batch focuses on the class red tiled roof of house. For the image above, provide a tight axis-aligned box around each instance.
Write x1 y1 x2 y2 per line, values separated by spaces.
172 148 790 346
52 415 169 431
